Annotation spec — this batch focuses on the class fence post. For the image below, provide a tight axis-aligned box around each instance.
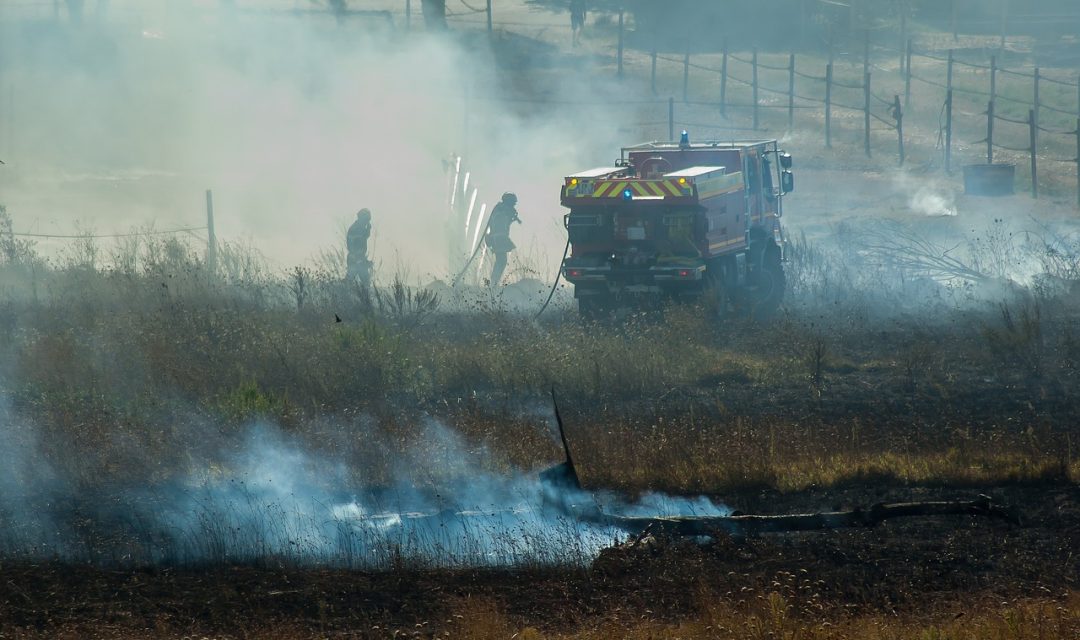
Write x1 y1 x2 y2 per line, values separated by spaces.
899 9 907 73
405 0 410 29
720 40 728 116
1075 118 1079 209
205 189 217 276
650 41 658 95
1029 109 1038 199
894 94 904 166
990 54 997 104
1000 0 1008 50
788 52 796 130
951 0 958 41
752 48 759 130
946 49 954 95
486 0 492 33
616 8 624 79
825 63 833 148
987 100 994 164
944 89 953 173
1033 67 1040 132
683 45 690 103
904 38 912 109
669 97 675 141
863 29 870 77
864 72 872 157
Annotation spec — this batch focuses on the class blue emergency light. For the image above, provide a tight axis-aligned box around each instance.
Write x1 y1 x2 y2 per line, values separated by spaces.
622 188 633 200
679 130 690 149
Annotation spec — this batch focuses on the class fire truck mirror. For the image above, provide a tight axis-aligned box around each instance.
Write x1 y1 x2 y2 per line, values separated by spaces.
781 170 795 193
779 152 793 169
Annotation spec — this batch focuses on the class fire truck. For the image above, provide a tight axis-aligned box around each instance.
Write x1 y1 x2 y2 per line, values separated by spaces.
560 135 794 318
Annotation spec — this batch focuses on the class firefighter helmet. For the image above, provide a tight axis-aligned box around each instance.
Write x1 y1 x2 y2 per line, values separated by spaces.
501 192 517 205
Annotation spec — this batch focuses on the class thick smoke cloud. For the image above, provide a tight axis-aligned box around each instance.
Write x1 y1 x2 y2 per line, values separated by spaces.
0 3 628 281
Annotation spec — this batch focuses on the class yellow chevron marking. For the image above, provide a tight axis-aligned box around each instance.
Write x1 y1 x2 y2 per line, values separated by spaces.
591 182 614 198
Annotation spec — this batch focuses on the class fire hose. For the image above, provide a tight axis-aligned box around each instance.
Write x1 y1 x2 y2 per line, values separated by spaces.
533 235 571 320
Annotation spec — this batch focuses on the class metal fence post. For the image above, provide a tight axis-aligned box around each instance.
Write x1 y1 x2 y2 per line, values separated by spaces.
946 49 954 95
894 94 904 166
616 8 624 79
669 97 675 141
788 53 796 130
987 100 994 164
752 47 759 130
825 63 833 148
650 41 658 95
945 89 953 173
683 45 690 103
1029 109 1038 199
990 54 997 104
1033 67 1040 132
720 40 728 116
904 38 913 109
864 72 872 157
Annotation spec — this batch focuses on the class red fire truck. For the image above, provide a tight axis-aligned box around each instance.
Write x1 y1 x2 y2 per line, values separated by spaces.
560 135 794 318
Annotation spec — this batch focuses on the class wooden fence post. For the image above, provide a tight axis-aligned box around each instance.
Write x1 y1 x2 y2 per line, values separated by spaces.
669 97 675 141
1075 118 1079 209
987 100 994 164
752 48 759 130
945 89 953 172
720 40 728 116
788 53 796 130
825 63 833 148
904 38 912 108
486 0 492 33
616 8 624 79
205 189 217 276
1029 109 1038 199
894 94 904 165
864 72 872 157
683 45 690 103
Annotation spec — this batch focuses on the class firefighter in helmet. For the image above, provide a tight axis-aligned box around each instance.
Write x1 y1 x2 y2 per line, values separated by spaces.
485 192 520 287
346 208 373 286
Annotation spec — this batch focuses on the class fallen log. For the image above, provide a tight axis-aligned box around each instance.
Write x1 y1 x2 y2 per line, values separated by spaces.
591 495 1022 537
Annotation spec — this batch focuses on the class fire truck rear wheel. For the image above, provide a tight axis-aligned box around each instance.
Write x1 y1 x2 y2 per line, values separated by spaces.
750 245 785 320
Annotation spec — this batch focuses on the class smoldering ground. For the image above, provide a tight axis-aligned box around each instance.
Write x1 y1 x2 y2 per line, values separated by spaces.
0 387 728 568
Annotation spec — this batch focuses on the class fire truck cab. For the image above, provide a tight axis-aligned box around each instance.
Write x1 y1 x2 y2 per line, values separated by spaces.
560 136 793 318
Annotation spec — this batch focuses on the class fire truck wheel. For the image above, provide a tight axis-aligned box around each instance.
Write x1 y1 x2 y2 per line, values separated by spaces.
750 245 785 320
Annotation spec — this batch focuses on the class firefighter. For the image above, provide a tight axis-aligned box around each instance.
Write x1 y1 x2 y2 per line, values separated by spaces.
485 192 520 287
570 0 586 47
346 208 373 286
